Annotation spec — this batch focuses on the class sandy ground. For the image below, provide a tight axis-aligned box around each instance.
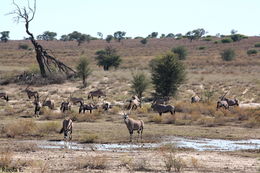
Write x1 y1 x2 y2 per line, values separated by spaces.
1 139 257 173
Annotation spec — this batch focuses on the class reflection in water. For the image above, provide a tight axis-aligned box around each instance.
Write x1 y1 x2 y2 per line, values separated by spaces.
37 137 260 152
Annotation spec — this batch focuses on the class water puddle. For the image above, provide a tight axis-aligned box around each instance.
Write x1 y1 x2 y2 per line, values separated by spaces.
34 137 260 152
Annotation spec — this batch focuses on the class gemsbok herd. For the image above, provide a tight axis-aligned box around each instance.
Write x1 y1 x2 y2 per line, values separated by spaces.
0 86 240 142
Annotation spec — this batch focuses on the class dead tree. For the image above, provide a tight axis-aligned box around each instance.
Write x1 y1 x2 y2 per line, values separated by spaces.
10 0 75 77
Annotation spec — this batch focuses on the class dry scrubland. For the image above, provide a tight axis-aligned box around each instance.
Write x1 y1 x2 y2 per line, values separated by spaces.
0 37 260 172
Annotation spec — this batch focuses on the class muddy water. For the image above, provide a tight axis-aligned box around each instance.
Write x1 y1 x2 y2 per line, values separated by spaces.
34 137 260 152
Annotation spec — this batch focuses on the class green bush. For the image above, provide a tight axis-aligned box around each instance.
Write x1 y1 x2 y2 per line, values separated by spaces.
230 34 244 42
150 53 186 97
131 72 150 99
95 46 122 71
221 49 235 61
221 38 233 43
171 46 187 60
76 57 91 87
198 46 206 50
140 38 147 45
254 43 260 47
18 44 29 50
202 38 212 41
247 49 258 55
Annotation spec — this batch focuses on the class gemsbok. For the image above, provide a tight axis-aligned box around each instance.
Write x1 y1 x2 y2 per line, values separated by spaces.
24 86 39 100
87 89 106 100
60 101 71 113
127 95 141 110
59 118 73 141
123 113 144 142
78 101 98 114
69 94 84 105
151 101 175 116
222 98 239 107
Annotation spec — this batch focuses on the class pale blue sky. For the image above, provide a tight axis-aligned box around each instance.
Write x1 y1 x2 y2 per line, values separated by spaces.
1 0 260 40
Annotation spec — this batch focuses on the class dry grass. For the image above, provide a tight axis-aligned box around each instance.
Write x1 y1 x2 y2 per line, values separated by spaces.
80 133 98 143
0 150 27 172
132 158 152 172
81 155 108 170
1 120 60 138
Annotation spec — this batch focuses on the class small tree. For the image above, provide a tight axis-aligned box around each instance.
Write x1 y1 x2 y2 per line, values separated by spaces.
0 31 10 42
150 32 158 38
221 49 235 61
37 31 57 41
230 34 243 42
171 46 187 60
150 53 186 98
186 28 206 42
160 34 166 38
114 31 126 42
95 46 122 71
166 33 175 38
140 38 147 45
97 32 103 39
106 35 113 43
60 34 69 41
131 72 150 99
76 57 91 87
77 34 91 46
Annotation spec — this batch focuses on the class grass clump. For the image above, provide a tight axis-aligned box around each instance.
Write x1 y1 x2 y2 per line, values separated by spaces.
163 154 185 172
171 46 188 60
221 48 236 61
149 114 162 123
2 119 38 138
198 46 206 50
132 158 152 172
80 134 98 143
0 151 25 172
254 43 260 47
83 155 108 169
247 49 258 56
18 43 29 50
37 122 60 134
221 38 233 43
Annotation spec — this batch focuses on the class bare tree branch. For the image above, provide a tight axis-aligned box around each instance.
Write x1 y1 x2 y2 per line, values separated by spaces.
9 0 76 77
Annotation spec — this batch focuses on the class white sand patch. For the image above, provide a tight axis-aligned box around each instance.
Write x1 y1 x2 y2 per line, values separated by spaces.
239 103 260 108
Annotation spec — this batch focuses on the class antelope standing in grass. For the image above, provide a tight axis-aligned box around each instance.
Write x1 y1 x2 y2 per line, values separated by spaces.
79 101 98 114
151 100 175 116
127 95 141 110
0 92 9 102
87 89 106 100
60 101 71 113
59 118 73 141
24 86 39 99
123 113 144 142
